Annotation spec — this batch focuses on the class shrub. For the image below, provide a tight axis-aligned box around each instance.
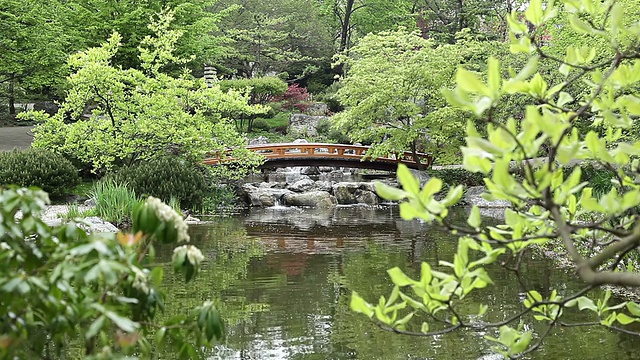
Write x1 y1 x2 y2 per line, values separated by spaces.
199 185 239 214
108 156 207 210
0 148 80 198
89 180 140 226
275 84 310 112
218 76 288 105
426 168 485 188
563 163 615 198
251 118 270 131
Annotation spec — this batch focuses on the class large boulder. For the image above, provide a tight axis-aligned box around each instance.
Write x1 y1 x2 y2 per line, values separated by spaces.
248 136 269 145
288 178 315 192
332 182 360 204
80 217 119 233
332 182 380 205
463 186 511 208
33 101 59 116
242 184 293 207
355 190 379 205
288 114 329 138
312 181 333 192
283 191 337 208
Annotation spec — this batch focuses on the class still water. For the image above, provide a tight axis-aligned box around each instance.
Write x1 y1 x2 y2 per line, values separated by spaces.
161 206 640 359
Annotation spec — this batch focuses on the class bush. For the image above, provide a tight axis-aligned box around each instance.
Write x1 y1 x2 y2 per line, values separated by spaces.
0 148 80 197
199 185 239 213
251 118 270 131
426 168 485 188
316 118 351 143
89 180 140 226
218 76 288 105
108 156 207 210
563 163 615 198
274 84 310 112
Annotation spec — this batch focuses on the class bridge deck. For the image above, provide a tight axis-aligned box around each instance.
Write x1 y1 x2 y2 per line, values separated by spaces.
203 143 433 170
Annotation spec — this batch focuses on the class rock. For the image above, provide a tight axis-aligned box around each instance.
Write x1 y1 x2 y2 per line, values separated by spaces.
292 138 309 144
33 101 59 116
288 114 329 138
283 191 337 208
463 186 511 208
318 166 335 172
242 184 293 207
355 190 379 205
332 182 360 204
288 178 315 192
305 103 329 116
248 136 269 145
84 198 96 207
312 181 333 192
80 217 119 233
300 166 321 175
184 215 201 224
325 170 349 182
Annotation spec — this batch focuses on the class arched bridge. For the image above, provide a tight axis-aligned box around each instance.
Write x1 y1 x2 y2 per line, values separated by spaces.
202 143 434 171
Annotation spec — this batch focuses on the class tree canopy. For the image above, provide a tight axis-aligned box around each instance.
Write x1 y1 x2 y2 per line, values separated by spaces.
25 11 264 176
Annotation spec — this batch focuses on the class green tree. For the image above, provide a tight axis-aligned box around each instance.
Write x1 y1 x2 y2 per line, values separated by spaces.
24 11 265 176
218 76 288 132
216 0 334 78
0 0 69 115
0 187 222 358
350 0 640 357
61 0 234 72
334 29 507 165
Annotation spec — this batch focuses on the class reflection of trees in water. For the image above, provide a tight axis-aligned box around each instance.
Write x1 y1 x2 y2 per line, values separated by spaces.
156 209 638 358
158 218 268 334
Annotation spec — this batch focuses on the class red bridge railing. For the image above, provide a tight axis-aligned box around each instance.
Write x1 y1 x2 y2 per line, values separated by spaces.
203 143 434 170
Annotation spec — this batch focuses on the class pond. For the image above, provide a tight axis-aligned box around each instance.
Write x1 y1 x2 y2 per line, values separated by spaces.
160 206 640 359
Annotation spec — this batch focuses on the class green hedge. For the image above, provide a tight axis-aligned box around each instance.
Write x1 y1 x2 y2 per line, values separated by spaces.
0 148 80 197
108 157 207 210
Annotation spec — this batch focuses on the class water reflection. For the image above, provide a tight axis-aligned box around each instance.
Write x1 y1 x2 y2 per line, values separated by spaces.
159 206 640 359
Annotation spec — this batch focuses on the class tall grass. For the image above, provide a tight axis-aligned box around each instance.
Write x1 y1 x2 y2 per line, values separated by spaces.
89 180 140 227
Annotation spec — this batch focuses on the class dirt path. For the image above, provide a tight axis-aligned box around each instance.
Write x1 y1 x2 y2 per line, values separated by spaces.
0 126 34 151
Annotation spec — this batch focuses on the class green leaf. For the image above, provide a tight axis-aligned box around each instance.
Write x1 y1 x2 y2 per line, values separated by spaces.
85 315 106 339
457 68 489 96
421 322 430 333
350 292 374 318
375 181 407 201
394 312 414 327
397 164 420 195
616 313 637 325
105 311 139 333
626 302 640 317
524 0 543 26
387 267 416 287
467 206 481 228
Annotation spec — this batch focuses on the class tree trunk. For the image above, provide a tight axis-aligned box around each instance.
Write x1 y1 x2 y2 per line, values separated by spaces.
410 139 424 171
339 0 355 53
8 73 15 116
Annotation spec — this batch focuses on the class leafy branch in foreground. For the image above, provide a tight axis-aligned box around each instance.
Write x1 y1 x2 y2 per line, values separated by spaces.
0 187 222 359
350 0 640 357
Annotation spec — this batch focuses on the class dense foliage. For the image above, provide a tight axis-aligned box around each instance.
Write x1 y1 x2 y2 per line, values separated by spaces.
0 148 80 197
24 11 265 177
217 76 288 132
334 29 509 165
108 156 208 210
351 0 640 357
0 188 221 359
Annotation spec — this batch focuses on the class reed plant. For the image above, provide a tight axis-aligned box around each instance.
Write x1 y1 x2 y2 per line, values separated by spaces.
89 180 140 227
